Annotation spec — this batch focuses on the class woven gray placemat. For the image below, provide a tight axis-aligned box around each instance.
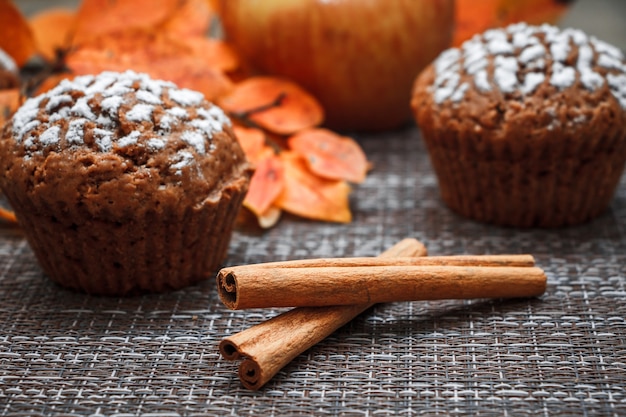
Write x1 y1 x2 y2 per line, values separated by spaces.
1 127 625 416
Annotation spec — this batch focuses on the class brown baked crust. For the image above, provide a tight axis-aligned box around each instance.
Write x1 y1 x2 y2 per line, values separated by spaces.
412 23 626 227
0 71 253 294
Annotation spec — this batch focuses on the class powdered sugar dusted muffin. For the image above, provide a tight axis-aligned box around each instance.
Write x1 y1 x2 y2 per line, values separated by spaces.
412 23 626 227
0 70 252 295
0 48 19 90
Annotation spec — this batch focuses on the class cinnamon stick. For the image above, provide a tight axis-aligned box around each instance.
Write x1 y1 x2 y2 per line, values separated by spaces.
217 256 546 310
219 238 427 391
222 254 536 270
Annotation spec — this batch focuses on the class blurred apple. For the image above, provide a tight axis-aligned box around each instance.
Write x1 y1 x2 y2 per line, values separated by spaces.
218 0 454 132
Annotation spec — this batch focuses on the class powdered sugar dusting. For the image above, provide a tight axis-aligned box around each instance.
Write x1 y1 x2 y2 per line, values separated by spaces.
494 56 519 93
71 97 97 120
474 70 491 92
94 128 113 152
15 120 40 143
147 138 165 150
126 103 154 122
117 131 141 148
518 44 546 64
450 82 470 102
597 54 626 72
607 73 626 109
591 37 624 60
430 23 626 109
170 150 195 175
136 90 162 105
550 63 576 89
45 95 73 112
66 119 86 146
521 72 546 95
168 89 204 106
101 96 123 114
158 114 175 132
198 106 231 125
39 126 61 146
85 74 117 95
435 48 460 74
181 130 206 154
167 107 188 119
549 34 570 62
7 70 232 174
487 37 514 55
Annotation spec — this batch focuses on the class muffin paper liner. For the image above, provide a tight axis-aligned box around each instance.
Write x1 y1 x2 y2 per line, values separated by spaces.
421 128 626 228
8 180 248 295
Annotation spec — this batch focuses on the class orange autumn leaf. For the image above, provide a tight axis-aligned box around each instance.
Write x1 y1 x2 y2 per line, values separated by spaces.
71 30 188 59
288 128 368 184
233 125 268 163
65 46 135 73
160 64 233 101
0 88 20 128
72 0 180 44
217 76 324 135
185 37 240 73
274 152 351 223
160 0 214 38
29 8 76 62
0 0 37 66
66 33 234 100
454 0 571 46
244 153 285 217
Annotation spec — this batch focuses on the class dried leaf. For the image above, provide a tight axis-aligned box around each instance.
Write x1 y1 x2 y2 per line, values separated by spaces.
29 8 76 62
244 153 285 217
288 128 368 184
0 0 37 66
0 88 20 128
217 76 324 135
185 37 240 73
72 0 179 44
233 125 268 163
160 0 214 38
274 152 351 223
65 33 234 100
160 64 233 101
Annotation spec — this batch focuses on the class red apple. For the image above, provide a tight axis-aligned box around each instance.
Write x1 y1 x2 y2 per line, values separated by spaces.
217 0 454 132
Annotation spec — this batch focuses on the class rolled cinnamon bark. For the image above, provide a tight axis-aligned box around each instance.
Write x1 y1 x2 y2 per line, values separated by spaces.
224 254 535 270
219 238 427 391
217 256 546 310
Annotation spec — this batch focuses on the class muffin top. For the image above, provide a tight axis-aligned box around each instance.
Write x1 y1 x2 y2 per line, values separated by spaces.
0 48 19 89
0 70 251 219
412 23 626 135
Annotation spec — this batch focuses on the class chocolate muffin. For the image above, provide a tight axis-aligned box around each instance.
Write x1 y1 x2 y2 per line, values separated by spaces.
0 48 19 90
0 70 253 295
411 23 626 227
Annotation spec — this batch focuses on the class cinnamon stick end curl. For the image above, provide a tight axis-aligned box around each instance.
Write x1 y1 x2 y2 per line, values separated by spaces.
217 270 239 309
219 339 242 360
239 359 264 391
